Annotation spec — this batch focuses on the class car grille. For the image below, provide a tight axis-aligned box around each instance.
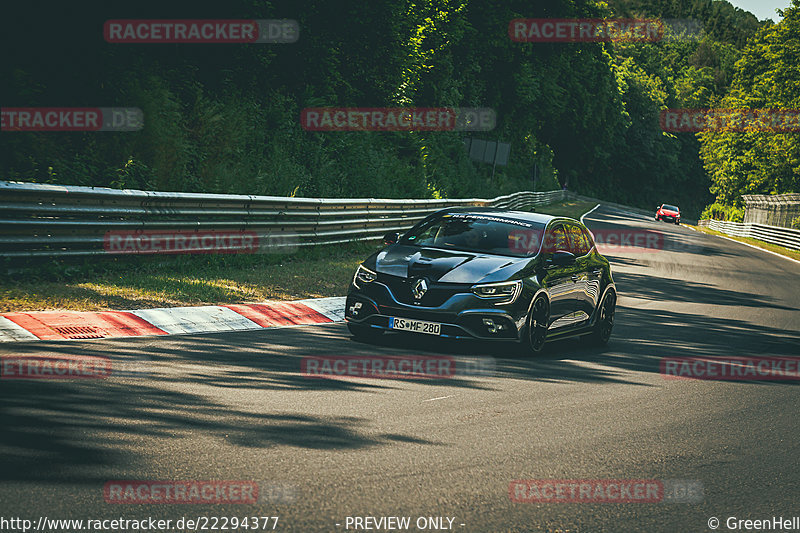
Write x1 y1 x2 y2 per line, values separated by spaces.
378 274 466 307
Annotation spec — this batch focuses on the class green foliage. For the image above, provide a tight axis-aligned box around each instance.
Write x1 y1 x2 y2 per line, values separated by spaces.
700 202 744 221
0 0 773 218
610 0 765 45
698 0 800 215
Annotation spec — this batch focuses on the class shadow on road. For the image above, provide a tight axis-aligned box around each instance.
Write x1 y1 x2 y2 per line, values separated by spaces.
3 205 800 482
3 289 799 484
613 271 799 311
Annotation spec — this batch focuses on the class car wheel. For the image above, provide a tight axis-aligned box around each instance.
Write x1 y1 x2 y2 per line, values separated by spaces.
522 296 550 355
347 322 384 341
675 220 680 225
585 290 616 346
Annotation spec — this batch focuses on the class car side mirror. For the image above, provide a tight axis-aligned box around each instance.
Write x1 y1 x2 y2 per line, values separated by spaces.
546 250 576 268
383 232 401 245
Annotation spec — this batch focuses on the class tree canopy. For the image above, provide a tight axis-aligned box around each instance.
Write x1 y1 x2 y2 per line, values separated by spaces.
2 0 793 219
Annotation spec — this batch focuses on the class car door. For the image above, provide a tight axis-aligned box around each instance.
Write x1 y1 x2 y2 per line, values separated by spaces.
540 223 580 328
565 222 596 321
580 225 603 313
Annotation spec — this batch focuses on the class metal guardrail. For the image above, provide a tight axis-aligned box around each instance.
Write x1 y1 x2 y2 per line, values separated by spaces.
0 180 567 258
697 219 800 251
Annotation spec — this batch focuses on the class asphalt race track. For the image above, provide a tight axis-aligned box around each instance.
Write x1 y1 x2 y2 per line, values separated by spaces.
2 206 799 532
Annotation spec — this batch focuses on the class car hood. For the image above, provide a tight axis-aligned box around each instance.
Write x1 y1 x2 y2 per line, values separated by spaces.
369 244 527 284
660 209 679 216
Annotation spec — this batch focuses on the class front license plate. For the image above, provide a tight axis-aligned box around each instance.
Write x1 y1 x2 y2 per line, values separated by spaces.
389 317 441 335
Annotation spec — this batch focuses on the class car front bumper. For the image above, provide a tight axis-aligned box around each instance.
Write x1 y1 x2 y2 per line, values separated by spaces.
345 282 530 341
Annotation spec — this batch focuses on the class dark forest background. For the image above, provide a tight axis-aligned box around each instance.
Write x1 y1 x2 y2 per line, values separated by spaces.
2 0 798 219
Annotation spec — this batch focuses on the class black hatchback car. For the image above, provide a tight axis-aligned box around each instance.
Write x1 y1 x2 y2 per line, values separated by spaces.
344 208 616 354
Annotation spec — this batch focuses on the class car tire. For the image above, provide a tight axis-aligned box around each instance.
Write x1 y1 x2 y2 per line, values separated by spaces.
347 322 384 341
675 220 680 225
521 296 550 355
584 289 616 347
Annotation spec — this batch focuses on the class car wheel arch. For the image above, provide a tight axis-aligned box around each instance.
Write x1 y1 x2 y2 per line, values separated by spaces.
593 283 617 320
522 287 551 334
525 287 550 315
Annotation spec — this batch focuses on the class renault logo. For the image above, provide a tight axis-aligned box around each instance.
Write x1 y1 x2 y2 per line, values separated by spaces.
411 278 428 300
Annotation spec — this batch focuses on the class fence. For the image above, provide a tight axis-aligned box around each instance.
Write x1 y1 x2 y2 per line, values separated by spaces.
743 194 800 229
0 180 568 258
697 219 800 251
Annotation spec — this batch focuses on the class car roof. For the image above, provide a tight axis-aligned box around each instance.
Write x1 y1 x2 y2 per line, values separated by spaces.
433 206 576 226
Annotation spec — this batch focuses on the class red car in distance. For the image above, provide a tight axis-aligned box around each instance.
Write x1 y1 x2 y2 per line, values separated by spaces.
655 204 681 224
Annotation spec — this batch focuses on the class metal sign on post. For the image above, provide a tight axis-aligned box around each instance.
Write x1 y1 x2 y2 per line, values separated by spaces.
483 141 497 164
464 137 510 182
495 143 510 166
465 137 510 166
469 139 486 161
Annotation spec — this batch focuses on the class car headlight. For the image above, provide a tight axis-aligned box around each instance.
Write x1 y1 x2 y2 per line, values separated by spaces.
470 280 522 303
353 264 377 289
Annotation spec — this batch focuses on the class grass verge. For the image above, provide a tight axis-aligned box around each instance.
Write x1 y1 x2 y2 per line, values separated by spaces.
0 199 595 312
691 225 800 262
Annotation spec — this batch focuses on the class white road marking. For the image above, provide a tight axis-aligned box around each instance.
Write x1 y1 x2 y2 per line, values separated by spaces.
131 306 261 335
298 296 347 321
423 395 454 402
0 316 39 342
580 203 601 225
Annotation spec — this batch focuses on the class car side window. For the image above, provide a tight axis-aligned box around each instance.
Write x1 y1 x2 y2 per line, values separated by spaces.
580 227 595 253
547 224 568 253
565 224 588 256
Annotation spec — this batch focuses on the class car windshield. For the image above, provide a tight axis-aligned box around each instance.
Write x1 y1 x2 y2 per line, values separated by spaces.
400 213 546 257
662 204 680 212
